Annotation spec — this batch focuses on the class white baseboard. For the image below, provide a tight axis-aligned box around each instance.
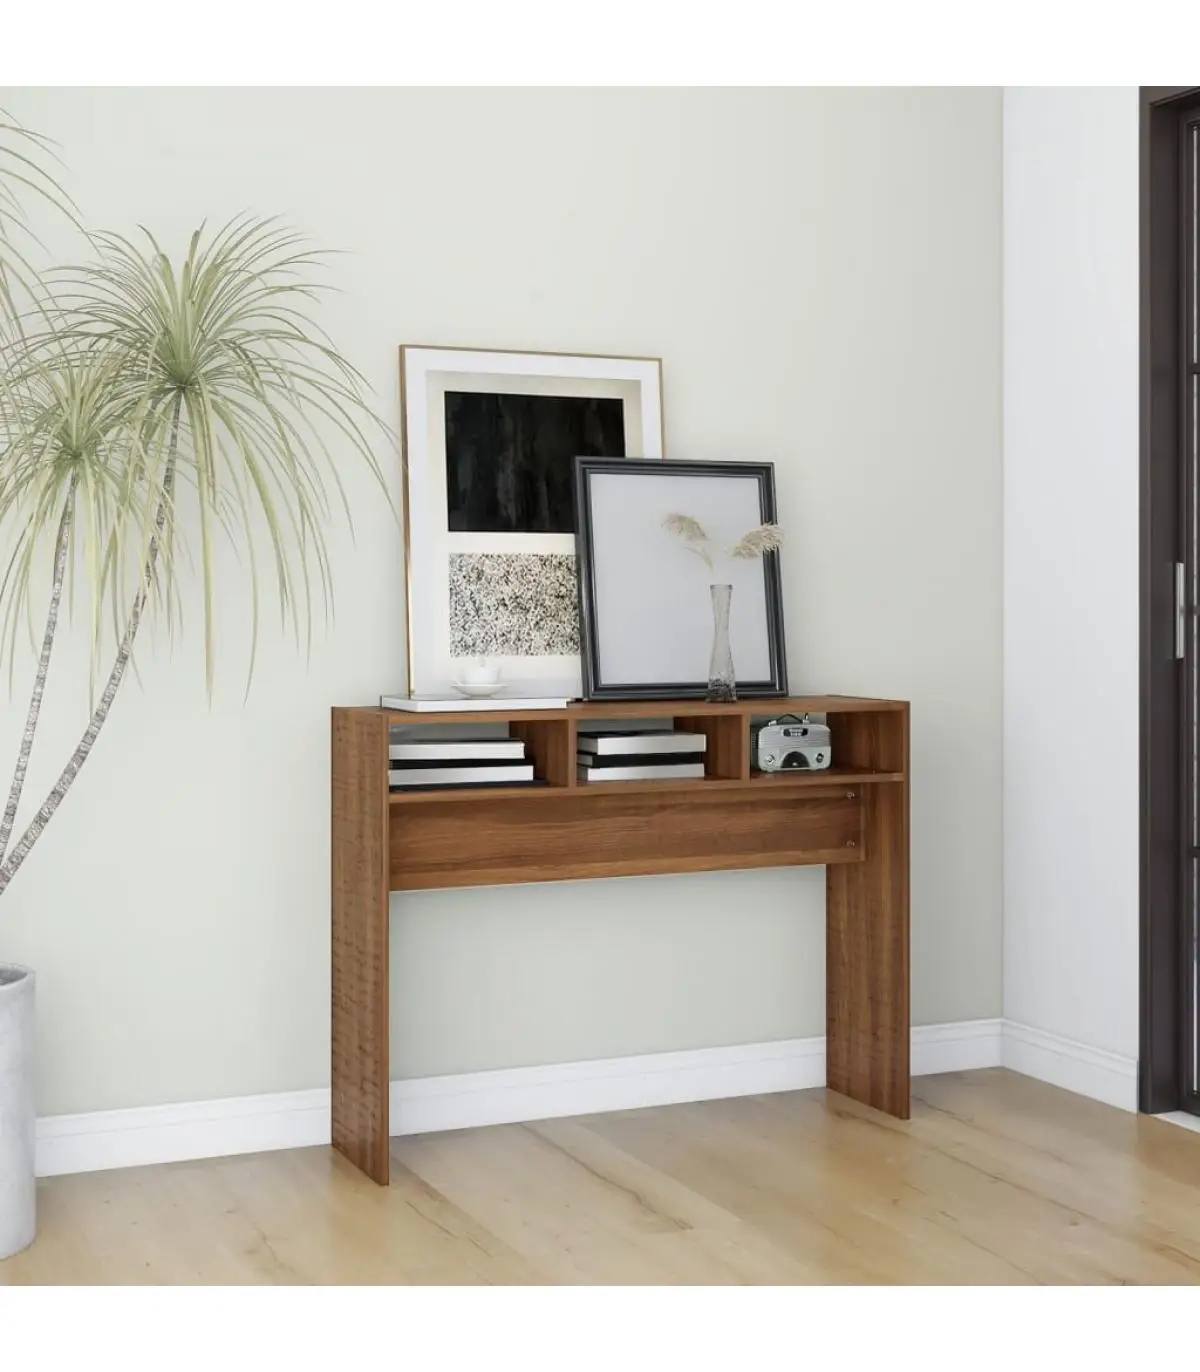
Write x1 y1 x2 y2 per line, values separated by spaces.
1000 1019 1138 1112
35 1018 1002 1178
908 1017 1005 1076
392 1018 1003 1135
36 1087 332 1179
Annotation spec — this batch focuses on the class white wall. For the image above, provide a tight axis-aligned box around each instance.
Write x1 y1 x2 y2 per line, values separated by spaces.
1003 87 1140 1101
0 88 1002 1117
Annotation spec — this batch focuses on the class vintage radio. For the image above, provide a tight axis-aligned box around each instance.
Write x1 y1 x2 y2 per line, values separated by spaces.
751 715 832 772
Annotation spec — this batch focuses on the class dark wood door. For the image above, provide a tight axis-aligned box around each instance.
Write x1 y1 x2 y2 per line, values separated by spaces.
1140 87 1200 1116
1181 112 1200 1114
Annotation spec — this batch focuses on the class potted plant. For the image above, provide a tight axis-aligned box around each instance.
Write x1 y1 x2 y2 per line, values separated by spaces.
0 114 387 1258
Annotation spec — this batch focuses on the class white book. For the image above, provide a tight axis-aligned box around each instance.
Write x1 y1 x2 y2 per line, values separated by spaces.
389 738 527 761
381 694 571 713
576 731 707 756
389 763 536 787
576 761 706 783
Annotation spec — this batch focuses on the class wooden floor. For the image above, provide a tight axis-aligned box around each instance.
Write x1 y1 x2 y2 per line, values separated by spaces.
4 1069 1200 1284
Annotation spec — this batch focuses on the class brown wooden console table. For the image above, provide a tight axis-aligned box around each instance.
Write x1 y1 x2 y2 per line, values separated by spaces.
331 695 909 1185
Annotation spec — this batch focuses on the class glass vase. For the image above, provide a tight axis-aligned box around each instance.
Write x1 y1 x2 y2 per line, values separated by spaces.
706 583 737 703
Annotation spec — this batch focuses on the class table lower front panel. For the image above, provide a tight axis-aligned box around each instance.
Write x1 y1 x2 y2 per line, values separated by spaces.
388 785 865 891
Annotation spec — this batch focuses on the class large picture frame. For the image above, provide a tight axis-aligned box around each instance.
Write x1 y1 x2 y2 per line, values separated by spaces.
573 458 788 701
399 345 664 697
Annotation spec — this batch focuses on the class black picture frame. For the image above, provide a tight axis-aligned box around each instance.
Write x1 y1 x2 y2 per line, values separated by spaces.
573 457 789 701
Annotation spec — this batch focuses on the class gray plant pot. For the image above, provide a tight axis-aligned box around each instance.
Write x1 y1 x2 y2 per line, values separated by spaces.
0 964 35 1260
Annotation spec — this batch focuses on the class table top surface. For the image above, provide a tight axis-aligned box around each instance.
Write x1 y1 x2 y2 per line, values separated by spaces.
341 695 908 727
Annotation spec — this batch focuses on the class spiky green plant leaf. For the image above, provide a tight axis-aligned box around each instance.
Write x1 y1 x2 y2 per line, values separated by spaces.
41 215 394 693
0 347 165 682
0 208 394 894
0 111 76 329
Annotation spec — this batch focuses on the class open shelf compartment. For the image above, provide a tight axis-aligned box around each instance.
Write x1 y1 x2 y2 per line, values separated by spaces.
382 696 906 804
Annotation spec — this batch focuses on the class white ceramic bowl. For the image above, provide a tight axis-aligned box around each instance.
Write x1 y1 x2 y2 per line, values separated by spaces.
451 680 506 699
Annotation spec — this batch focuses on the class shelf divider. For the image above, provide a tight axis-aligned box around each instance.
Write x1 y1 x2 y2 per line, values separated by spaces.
679 713 750 781
512 716 577 787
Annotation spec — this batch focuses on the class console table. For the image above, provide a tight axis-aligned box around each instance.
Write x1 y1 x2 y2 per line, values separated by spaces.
331 695 909 1185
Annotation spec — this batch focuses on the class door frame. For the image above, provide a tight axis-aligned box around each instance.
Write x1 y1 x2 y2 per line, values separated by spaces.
1140 85 1200 1113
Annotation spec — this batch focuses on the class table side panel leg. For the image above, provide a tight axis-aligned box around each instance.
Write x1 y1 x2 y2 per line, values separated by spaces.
825 707 910 1117
331 708 392 1183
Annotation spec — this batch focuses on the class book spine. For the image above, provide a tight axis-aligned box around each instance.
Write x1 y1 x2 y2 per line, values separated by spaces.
576 762 706 782
388 745 527 761
389 764 535 786
576 735 707 756
577 753 706 769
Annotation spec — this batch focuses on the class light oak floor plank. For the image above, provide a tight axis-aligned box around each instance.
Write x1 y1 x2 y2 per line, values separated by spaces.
3 1069 1198 1285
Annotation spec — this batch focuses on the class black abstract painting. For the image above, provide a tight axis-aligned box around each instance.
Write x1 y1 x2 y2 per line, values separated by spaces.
444 391 626 533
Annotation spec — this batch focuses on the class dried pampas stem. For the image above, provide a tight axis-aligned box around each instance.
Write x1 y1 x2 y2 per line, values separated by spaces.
662 511 714 570
663 512 784 571
729 523 784 559
662 512 710 543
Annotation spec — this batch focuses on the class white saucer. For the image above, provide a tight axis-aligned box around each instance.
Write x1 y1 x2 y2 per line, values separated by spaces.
451 680 505 698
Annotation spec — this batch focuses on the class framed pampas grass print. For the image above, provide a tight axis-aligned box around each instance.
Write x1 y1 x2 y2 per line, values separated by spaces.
398 346 664 697
573 458 789 701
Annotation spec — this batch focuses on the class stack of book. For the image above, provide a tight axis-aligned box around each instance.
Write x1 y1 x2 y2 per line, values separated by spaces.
576 730 708 783
388 735 536 790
